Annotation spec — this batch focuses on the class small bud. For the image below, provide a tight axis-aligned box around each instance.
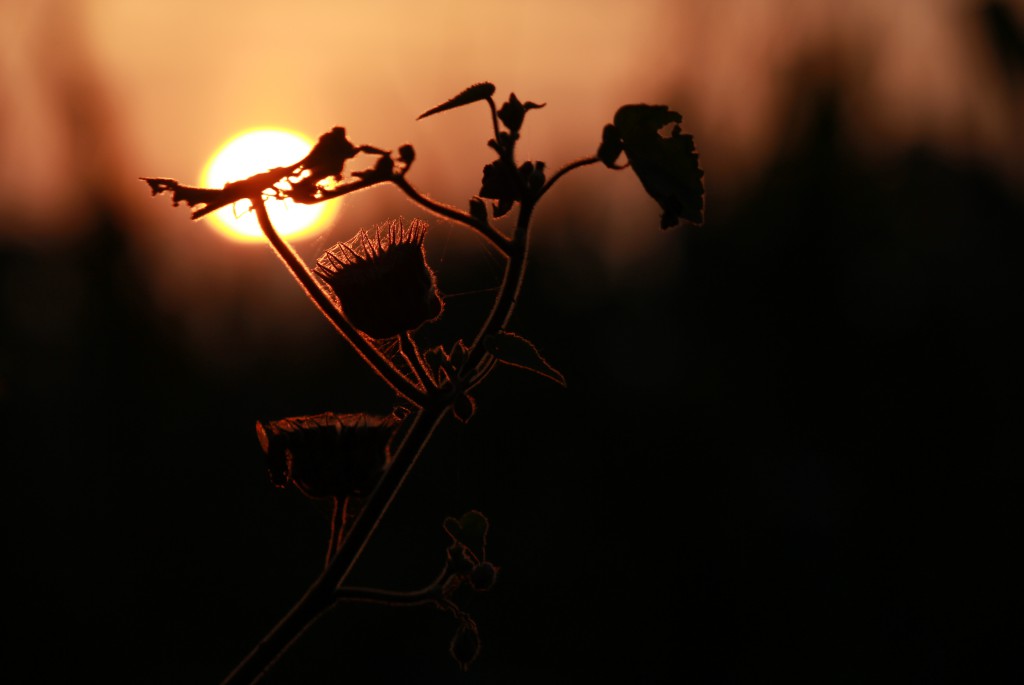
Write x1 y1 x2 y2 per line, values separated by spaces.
447 544 476 575
449 622 481 672
469 561 498 592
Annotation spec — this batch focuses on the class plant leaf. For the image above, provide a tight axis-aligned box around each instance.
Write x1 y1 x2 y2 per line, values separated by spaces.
443 509 489 560
497 93 546 133
612 104 704 228
483 331 566 386
417 82 496 120
295 126 359 180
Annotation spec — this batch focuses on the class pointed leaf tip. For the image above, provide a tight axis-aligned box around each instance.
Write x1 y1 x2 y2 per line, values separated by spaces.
483 331 566 386
417 82 496 120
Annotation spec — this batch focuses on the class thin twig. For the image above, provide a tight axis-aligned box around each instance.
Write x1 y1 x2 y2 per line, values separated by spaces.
220 402 450 685
400 332 437 391
390 175 510 253
537 156 601 201
251 196 427 407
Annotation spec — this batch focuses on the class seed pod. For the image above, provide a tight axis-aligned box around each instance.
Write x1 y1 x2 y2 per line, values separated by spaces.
255 411 402 499
449 621 481 672
313 218 443 339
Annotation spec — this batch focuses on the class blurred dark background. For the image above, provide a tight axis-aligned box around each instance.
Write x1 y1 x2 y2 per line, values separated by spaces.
3 1 1023 683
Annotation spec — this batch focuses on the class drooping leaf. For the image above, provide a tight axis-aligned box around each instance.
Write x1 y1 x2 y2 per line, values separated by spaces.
417 82 496 120
612 104 704 228
483 331 566 386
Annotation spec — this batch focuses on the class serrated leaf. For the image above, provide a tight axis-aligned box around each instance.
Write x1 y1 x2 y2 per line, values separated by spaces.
417 82 496 120
483 332 566 386
612 104 704 228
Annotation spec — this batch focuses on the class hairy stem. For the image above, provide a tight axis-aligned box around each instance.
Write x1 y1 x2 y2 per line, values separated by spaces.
227 132 556 683
390 175 510 253
335 563 450 608
538 156 601 201
221 401 450 685
462 201 534 373
251 197 426 406
400 332 436 391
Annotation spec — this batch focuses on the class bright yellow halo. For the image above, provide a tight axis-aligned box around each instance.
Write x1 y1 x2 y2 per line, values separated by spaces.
200 128 337 242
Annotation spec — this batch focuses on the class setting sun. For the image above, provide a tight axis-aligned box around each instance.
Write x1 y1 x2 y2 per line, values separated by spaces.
200 128 337 242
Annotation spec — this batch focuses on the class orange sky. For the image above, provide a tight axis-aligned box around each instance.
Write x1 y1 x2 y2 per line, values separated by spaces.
1 0 1021 253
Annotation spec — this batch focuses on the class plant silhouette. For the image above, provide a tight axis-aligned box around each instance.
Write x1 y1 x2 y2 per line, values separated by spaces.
143 82 703 683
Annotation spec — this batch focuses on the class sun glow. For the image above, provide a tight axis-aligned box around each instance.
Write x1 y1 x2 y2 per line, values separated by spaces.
200 128 337 242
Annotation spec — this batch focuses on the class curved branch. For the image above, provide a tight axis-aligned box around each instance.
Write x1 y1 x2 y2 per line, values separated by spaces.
250 197 427 406
390 176 511 254
537 156 601 202
220 401 450 685
399 332 437 391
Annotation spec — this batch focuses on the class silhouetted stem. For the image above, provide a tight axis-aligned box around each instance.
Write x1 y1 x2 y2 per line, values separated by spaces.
325 497 343 567
335 563 450 608
400 332 436 391
486 97 501 144
334 586 442 608
225 192 533 685
251 197 426 406
227 120 577 683
300 174 386 202
538 156 600 201
462 202 533 373
221 401 450 685
390 175 510 253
